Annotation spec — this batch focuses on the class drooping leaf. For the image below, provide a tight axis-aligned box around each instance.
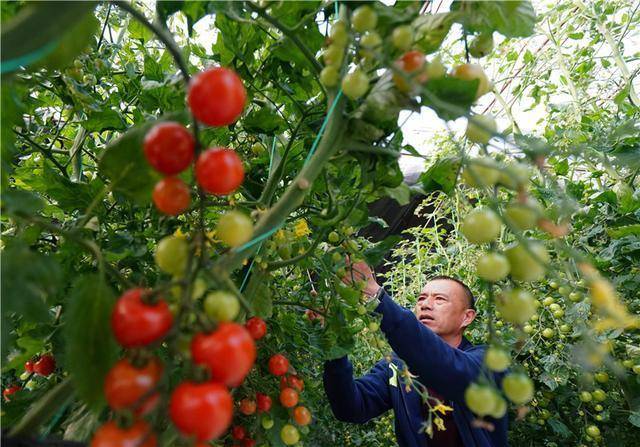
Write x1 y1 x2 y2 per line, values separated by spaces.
421 77 477 120
364 235 403 267
452 0 537 38
63 274 118 411
419 156 461 194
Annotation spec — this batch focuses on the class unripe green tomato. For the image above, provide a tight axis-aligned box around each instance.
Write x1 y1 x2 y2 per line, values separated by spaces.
495 320 503 328
622 359 633 368
530 314 539 321
560 324 571 333
462 159 500 187
251 142 265 155
553 309 564 318
425 56 446 80
368 321 380 331
592 389 606 402
360 31 381 48
489 396 507 419
328 231 340 244
469 33 494 58
549 281 559 289
330 21 348 47
542 328 554 339
332 251 343 263
341 69 369 100
549 303 561 312
217 211 253 247
280 424 300 445
466 114 497 145
155 235 188 275
558 286 570 296
25 379 37 391
342 226 355 236
83 74 97 85
392 25 413 50
502 373 534 405
485 347 511 372
460 207 502 244
504 199 543 230
262 415 274 429
505 241 550 282
320 65 340 87
476 252 510 282
351 5 377 33
204 291 240 322
73 59 83 69
595 414 603 421
323 45 344 67
19 371 30 381
464 383 498 416
498 163 530 190
523 324 533 334
586 425 600 438
569 291 583 302
580 391 592 402
594 404 604 412
543 297 555 306
496 289 536 325
94 58 106 71
634 364 640 375
357 305 367 315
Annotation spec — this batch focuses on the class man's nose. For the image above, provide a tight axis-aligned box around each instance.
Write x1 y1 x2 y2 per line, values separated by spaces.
420 297 433 310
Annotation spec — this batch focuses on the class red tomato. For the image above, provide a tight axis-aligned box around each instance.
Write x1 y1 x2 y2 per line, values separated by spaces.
293 406 312 426
268 354 289 376
279 387 299 408
153 177 190 216
280 375 304 392
239 398 256 415
256 392 272 412
169 381 232 441
231 425 246 440
400 50 425 73
104 357 163 415
33 354 56 376
111 288 173 348
90 420 156 447
3 385 21 401
242 439 256 447
188 67 246 127
191 323 256 387
24 360 34 373
245 317 267 340
195 148 244 195
143 122 194 175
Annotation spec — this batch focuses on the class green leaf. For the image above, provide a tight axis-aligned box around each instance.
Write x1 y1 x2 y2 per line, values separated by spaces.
98 115 187 205
81 108 127 133
607 224 640 239
548 418 572 438
413 12 457 54
452 0 536 38
243 106 286 134
1 188 44 216
630 411 640 428
0 1 96 74
37 12 98 70
364 235 403 267
383 182 411 206
63 274 118 411
553 158 569 176
421 77 477 120
244 271 273 318
419 156 460 194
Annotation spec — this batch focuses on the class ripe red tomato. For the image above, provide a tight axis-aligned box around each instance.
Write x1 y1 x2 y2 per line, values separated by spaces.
280 375 304 392
143 122 194 175
169 381 232 441
242 439 256 447
268 354 289 376
231 425 246 440
239 398 256 415
34 354 56 376
191 323 256 387
293 406 311 426
24 360 34 373
111 288 173 348
195 148 244 195
153 177 190 215
3 385 21 401
279 387 299 408
401 50 425 73
90 420 156 447
104 357 163 415
245 317 267 340
256 392 272 412
188 67 246 127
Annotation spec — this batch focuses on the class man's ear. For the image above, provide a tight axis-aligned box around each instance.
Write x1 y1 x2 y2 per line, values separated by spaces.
461 308 476 329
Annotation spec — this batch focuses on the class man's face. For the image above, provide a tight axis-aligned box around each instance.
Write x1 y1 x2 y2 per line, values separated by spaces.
413 279 475 337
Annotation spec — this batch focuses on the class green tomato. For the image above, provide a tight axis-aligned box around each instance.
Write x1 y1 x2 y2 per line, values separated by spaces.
489 396 507 419
633 364 640 375
569 291 583 302
392 25 414 50
320 65 340 87
332 251 343 263
498 163 530 190
251 142 265 155
579 391 592 402
504 199 543 230
485 347 511 372
328 231 340 244
322 44 344 67
594 372 609 383
464 383 498 416
558 286 570 296
476 252 510 282
592 389 606 402
541 328 554 339
469 33 494 58
553 309 564 318
505 241 550 282
330 20 348 47
462 158 500 188
280 424 300 445
523 324 533 334
502 373 534 405
368 321 380 331
357 305 367 315
460 207 502 244
204 291 240 322
496 289 536 325
466 114 497 145
351 5 377 33
261 415 274 429
217 211 253 247
155 235 188 276
341 69 369 100
360 31 381 48
586 425 600 438
542 296 555 306
560 324 571 333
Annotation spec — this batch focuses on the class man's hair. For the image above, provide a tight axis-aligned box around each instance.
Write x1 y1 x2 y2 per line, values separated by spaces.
427 275 476 310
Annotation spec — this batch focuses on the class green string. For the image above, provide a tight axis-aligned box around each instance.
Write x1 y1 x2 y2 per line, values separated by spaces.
1 40 59 74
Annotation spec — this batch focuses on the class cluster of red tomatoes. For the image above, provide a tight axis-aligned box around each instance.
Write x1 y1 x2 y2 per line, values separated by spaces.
144 67 247 215
3 354 56 402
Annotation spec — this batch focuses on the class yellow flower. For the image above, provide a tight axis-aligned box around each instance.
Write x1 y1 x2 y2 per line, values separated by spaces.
433 416 446 432
294 219 311 238
424 422 433 438
275 229 287 242
433 403 453 415
173 228 187 239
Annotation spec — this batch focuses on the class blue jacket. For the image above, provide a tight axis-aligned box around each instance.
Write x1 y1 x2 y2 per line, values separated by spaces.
323 289 508 447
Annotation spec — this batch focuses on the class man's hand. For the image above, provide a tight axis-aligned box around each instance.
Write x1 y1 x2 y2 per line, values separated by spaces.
341 256 381 299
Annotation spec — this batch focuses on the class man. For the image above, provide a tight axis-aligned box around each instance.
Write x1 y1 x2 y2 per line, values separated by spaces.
323 260 508 447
